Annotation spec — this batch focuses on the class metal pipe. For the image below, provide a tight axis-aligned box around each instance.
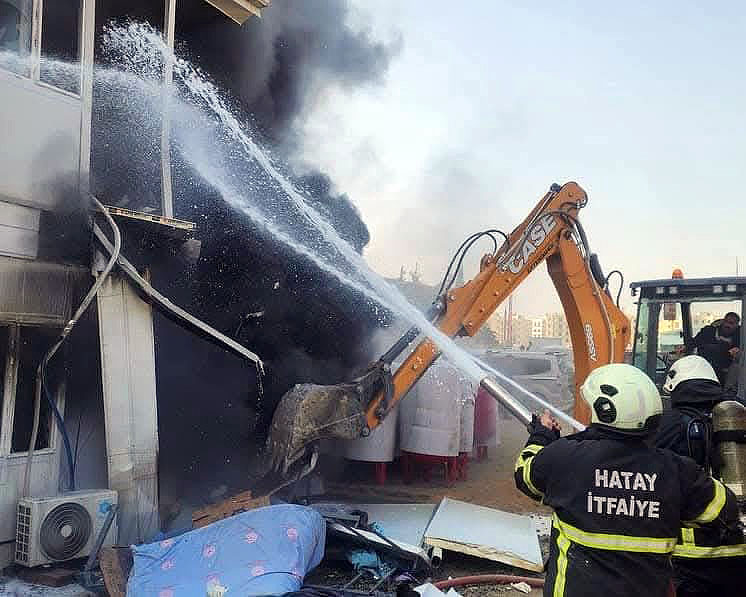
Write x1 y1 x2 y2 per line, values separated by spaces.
474 357 585 431
479 378 533 427
92 224 263 369
84 503 118 574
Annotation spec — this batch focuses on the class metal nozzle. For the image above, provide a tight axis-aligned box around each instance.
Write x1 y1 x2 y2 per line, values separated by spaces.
479 377 586 432
479 377 533 427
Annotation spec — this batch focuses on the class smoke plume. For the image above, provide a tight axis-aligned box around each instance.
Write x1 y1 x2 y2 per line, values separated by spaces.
151 2 398 508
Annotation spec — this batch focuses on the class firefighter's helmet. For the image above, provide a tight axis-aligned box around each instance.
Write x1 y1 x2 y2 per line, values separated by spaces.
580 364 662 433
663 355 719 395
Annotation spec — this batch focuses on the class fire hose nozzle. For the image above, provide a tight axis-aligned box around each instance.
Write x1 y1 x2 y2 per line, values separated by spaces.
478 377 585 432
479 377 533 427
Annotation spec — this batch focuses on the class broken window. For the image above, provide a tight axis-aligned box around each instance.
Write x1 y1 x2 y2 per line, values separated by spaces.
40 0 81 93
0 0 31 74
11 326 59 453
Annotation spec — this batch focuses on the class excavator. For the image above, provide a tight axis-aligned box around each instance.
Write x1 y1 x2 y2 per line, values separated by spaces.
261 181 632 484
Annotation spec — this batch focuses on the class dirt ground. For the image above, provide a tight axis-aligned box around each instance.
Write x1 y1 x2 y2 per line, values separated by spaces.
323 418 548 515
310 418 548 596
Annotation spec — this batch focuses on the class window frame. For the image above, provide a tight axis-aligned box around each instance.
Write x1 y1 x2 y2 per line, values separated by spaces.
0 0 85 99
0 323 64 458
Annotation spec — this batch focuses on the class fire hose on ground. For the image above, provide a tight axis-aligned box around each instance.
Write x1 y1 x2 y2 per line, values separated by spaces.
434 574 545 590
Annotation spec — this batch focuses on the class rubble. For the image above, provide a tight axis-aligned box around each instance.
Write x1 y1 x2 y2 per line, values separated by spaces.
414 583 463 597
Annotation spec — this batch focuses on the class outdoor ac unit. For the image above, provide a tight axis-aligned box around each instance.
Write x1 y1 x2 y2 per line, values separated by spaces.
15 489 118 567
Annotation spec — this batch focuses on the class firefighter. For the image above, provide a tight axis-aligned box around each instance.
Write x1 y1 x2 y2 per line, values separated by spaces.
686 312 741 386
514 363 736 597
655 355 746 597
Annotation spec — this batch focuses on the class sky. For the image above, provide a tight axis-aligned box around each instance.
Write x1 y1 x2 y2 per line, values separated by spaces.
297 1 746 316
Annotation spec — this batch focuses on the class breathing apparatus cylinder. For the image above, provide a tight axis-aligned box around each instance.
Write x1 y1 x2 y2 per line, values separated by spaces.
712 400 746 502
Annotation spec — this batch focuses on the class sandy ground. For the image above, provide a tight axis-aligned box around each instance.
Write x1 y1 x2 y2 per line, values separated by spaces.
309 418 548 596
323 418 548 514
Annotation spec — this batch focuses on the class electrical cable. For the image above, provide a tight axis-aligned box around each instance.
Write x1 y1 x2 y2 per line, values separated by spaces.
72 404 84 481
23 194 122 496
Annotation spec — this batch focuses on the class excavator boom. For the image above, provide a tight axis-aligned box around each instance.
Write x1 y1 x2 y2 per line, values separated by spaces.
264 182 630 478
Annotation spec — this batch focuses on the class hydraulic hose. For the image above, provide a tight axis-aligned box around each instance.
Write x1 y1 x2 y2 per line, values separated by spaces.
23 195 122 496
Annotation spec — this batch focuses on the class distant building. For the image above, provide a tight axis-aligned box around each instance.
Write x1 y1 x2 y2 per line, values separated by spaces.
512 314 532 349
545 312 571 347
487 312 507 345
531 317 545 338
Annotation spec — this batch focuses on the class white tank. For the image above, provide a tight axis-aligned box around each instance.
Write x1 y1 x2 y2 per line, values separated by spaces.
399 361 472 457
343 405 398 462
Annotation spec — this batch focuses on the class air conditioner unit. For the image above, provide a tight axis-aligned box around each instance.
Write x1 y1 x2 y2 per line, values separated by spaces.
15 489 118 567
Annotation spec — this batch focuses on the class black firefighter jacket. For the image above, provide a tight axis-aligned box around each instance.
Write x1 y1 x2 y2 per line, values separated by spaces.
654 380 746 593
687 322 741 380
514 422 734 597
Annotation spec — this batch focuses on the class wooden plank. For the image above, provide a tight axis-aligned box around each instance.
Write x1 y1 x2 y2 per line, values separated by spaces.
202 0 266 24
192 490 270 528
100 546 133 597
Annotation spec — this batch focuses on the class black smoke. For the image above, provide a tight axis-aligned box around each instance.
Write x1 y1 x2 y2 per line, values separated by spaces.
88 1 399 513
184 0 400 148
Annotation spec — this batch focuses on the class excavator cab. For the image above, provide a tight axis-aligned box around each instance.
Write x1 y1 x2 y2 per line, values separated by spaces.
630 276 746 399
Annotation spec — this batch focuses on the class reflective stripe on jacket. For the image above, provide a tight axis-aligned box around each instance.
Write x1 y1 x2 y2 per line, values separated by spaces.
514 424 731 597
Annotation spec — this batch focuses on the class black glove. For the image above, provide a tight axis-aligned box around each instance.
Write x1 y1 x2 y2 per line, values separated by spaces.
528 413 561 442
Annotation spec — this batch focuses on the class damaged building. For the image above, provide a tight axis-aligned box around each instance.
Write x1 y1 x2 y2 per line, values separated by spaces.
0 0 391 569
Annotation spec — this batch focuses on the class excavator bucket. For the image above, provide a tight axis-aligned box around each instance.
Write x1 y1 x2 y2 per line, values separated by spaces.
264 381 368 477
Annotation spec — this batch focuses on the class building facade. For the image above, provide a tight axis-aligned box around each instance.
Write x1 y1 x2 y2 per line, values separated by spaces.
0 0 270 566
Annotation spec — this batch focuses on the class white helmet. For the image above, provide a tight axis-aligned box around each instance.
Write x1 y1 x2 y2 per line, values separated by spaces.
580 364 662 433
663 355 718 395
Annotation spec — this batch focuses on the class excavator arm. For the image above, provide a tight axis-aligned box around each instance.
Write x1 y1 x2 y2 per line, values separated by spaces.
264 182 630 477
364 181 629 427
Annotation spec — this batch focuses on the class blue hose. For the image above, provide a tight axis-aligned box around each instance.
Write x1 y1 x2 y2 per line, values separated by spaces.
42 360 76 491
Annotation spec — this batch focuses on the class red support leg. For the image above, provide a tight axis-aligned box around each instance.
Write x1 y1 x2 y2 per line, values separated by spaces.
401 452 413 484
375 462 387 485
458 452 469 481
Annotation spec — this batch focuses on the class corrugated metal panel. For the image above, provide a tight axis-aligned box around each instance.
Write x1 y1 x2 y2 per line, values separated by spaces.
0 257 84 324
0 201 40 260
312 503 436 547
203 0 271 24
